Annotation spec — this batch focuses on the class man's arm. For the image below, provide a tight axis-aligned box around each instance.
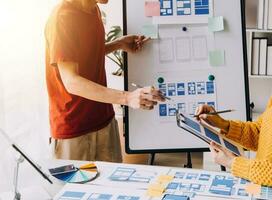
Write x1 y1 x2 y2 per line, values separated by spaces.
105 35 150 55
58 61 164 109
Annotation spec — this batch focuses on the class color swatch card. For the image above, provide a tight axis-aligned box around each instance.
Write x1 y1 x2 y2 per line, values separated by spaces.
49 163 98 184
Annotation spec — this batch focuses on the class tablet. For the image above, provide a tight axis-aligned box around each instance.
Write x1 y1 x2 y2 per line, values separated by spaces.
176 112 244 156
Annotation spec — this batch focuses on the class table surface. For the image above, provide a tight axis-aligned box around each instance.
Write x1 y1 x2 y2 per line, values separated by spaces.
0 159 252 200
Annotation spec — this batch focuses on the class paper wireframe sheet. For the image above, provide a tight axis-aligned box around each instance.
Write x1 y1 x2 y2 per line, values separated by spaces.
176 112 244 156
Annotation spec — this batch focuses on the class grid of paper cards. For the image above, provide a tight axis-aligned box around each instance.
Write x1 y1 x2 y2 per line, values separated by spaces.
49 163 98 183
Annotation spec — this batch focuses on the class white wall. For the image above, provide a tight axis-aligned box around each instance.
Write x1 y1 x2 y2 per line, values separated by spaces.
0 0 124 193
0 0 59 192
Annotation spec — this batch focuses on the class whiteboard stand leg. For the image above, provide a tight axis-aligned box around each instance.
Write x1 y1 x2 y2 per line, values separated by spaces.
148 153 155 165
184 152 192 168
221 166 226 171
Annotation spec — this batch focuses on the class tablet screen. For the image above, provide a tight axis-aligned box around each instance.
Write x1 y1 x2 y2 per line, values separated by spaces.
204 128 221 144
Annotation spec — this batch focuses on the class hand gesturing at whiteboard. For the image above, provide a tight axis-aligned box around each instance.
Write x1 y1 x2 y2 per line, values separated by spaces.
126 86 165 110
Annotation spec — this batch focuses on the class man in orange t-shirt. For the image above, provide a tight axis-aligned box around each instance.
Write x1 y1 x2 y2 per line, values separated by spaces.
45 0 164 162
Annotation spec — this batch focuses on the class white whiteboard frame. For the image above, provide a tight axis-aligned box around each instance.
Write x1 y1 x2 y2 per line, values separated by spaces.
123 0 251 154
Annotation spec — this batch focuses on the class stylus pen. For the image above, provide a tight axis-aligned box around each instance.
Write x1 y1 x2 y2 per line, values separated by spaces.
131 83 171 100
193 109 235 117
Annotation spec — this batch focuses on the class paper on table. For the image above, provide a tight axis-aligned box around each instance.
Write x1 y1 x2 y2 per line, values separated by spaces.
245 183 261 196
142 25 158 39
209 50 225 66
147 183 166 197
208 16 224 32
157 175 174 183
145 1 160 17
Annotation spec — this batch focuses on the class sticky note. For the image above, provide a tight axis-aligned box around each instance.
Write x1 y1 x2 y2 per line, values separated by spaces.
157 175 174 183
209 50 225 66
245 183 261 196
142 25 158 39
208 16 224 32
145 1 160 17
147 183 166 197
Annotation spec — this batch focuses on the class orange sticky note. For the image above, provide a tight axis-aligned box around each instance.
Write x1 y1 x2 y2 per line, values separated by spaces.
245 183 261 196
145 1 160 17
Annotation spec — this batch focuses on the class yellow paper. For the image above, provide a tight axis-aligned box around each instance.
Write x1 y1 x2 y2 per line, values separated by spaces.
157 175 174 183
147 190 164 197
148 183 166 193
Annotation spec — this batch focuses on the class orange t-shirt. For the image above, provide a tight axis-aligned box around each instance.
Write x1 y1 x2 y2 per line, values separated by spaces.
45 1 114 139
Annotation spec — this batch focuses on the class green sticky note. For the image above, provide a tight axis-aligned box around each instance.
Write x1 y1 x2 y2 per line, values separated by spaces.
209 50 225 66
142 25 158 39
208 16 224 32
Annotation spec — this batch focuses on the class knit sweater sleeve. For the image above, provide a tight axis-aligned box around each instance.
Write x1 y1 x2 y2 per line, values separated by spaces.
225 116 263 151
225 99 272 151
232 157 272 186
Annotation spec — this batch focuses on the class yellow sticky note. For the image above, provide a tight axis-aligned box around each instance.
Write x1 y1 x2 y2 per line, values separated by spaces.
157 175 174 183
147 190 164 197
208 16 224 32
147 184 165 197
148 183 166 193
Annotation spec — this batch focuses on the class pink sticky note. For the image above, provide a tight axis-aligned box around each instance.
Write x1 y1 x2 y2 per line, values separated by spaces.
145 1 160 17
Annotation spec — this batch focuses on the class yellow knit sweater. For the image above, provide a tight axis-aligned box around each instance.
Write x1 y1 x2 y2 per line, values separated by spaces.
226 98 272 186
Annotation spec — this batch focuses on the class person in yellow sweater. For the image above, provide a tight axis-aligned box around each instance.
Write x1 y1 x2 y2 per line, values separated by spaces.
195 98 272 186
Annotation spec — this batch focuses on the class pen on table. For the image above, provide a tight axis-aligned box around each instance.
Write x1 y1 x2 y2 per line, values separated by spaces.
193 109 235 118
131 83 171 100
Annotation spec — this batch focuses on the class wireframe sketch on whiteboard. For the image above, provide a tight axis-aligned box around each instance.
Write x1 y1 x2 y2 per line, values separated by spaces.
159 38 175 63
157 76 217 120
157 25 214 70
192 36 208 60
176 37 191 62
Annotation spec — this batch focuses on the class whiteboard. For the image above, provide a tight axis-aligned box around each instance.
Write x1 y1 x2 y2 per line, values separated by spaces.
123 0 250 153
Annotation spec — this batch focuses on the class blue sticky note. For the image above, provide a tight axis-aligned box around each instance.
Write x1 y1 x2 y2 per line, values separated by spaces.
209 50 225 66
142 25 158 39
208 16 224 32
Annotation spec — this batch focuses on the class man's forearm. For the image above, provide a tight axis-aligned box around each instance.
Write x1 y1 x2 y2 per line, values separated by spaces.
105 39 122 55
67 74 128 105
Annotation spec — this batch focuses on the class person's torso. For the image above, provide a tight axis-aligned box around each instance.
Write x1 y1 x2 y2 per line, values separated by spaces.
45 1 114 139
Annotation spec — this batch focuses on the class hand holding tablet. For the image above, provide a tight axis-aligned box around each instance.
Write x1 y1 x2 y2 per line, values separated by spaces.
176 112 244 157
